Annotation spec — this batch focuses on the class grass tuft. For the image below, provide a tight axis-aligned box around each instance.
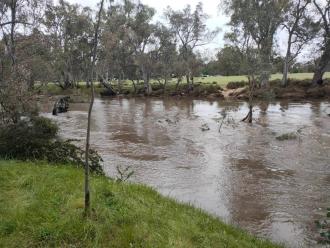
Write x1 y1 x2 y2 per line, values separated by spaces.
276 132 298 141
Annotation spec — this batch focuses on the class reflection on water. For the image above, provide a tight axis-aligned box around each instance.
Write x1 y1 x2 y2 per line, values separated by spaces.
42 98 330 248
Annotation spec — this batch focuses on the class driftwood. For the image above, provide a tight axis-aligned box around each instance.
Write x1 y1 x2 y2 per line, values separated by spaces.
52 96 70 115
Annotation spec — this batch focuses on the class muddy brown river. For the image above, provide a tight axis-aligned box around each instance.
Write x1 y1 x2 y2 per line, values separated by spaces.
43 97 330 247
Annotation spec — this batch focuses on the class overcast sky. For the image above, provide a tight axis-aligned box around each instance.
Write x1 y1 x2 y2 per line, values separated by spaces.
65 0 230 59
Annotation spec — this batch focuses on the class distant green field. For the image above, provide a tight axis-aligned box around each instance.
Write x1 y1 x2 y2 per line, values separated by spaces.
192 72 330 87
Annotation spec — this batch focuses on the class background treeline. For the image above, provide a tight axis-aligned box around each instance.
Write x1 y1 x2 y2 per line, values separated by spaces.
203 47 324 76
0 0 219 95
1 0 329 97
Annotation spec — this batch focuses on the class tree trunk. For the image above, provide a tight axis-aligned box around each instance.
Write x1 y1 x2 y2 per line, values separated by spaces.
242 104 253 123
117 73 123 94
260 68 270 88
312 40 330 85
131 80 137 94
163 77 167 95
84 0 104 216
282 59 289 87
10 1 17 66
312 69 324 85
186 74 193 92
175 77 181 92
282 35 292 87
242 76 255 123
141 65 151 95
259 39 273 88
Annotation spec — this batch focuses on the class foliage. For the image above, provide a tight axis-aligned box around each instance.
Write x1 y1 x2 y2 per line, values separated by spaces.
115 165 134 182
223 0 289 86
43 0 94 89
165 3 219 90
315 208 330 244
275 132 298 141
0 161 282 248
214 45 245 76
1 0 328 94
227 81 248 89
46 140 104 175
0 67 39 125
0 117 103 175
311 0 330 84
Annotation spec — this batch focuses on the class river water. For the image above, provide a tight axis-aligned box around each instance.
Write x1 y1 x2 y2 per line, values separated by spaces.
43 97 330 247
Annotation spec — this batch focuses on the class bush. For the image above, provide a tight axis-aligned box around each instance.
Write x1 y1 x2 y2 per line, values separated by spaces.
269 79 281 87
0 117 104 175
275 132 297 141
287 79 311 87
226 81 247 89
0 117 58 158
315 208 330 244
151 82 164 91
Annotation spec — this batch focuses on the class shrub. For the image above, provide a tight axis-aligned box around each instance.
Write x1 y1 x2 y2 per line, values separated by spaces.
287 79 311 87
269 79 281 87
46 140 104 175
204 84 221 94
315 208 330 244
226 81 247 89
0 117 104 175
275 132 297 141
0 116 58 158
151 81 167 92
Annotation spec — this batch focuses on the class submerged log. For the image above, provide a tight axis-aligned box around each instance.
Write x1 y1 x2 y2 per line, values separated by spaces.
52 96 70 115
99 77 117 97
100 89 116 97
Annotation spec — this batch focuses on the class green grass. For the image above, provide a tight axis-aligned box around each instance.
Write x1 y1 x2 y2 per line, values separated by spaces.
276 132 298 141
194 72 330 87
0 160 282 248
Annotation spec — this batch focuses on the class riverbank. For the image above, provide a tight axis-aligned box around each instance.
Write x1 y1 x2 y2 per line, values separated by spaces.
224 79 330 100
38 75 330 102
0 160 281 247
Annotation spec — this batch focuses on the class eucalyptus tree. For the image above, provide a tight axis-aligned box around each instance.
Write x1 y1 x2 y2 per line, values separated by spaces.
223 0 288 87
44 0 94 89
152 24 178 93
0 0 46 71
282 0 318 87
312 0 330 84
126 2 156 95
0 0 28 66
0 0 48 124
224 28 260 122
98 0 136 94
215 45 244 76
165 2 219 92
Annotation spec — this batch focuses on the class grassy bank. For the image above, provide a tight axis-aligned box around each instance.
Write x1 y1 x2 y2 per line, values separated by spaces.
0 160 281 247
189 72 330 87
38 72 330 100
